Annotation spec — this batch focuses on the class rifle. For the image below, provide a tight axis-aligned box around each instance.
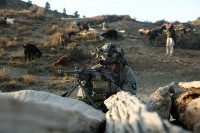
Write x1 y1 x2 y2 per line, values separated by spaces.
58 66 120 108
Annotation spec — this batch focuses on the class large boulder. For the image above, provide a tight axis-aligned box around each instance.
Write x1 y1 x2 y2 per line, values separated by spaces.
104 91 190 133
147 82 175 119
178 81 200 94
171 91 200 133
0 90 105 133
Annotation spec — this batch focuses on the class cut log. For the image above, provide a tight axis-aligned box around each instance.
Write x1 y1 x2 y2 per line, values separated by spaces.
178 81 200 94
148 82 175 119
104 91 190 133
171 91 200 132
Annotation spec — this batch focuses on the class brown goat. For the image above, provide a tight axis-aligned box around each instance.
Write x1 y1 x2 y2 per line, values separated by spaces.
138 28 150 36
60 32 76 47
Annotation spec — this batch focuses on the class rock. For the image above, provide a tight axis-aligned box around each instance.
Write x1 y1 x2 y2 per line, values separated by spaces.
171 91 200 132
104 91 190 133
147 82 175 119
178 81 200 94
184 98 200 133
0 93 105 133
0 90 105 122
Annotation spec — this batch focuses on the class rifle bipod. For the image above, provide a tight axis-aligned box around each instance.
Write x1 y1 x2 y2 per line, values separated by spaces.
61 79 98 109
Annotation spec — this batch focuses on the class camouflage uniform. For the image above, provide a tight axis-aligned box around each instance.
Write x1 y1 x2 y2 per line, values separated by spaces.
118 65 137 95
77 43 138 104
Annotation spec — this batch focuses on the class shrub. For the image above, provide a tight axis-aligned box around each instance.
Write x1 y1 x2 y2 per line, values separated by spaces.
42 27 57 35
0 80 23 92
16 25 32 33
22 74 37 85
0 48 5 57
0 37 7 48
0 69 8 81
154 19 168 26
29 5 46 20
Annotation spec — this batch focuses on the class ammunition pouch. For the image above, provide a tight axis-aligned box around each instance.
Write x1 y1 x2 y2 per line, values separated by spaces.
78 94 106 103
93 80 110 94
77 80 109 103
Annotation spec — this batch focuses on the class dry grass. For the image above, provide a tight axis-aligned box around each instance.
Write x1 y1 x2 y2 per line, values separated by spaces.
22 74 37 85
0 69 9 81
0 48 5 57
65 47 92 62
42 27 57 35
0 37 9 48
16 25 32 33
0 80 23 92
9 49 24 59
0 9 30 17
6 40 16 47
43 34 61 47
16 18 33 25
43 36 53 47
75 32 99 41
34 7 46 20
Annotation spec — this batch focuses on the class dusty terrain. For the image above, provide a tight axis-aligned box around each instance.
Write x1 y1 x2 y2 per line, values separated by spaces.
0 6 200 103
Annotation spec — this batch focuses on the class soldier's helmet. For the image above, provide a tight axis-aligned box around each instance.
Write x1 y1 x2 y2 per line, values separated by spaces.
96 43 127 65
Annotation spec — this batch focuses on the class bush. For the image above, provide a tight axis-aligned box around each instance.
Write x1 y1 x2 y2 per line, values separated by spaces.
22 74 37 85
154 19 168 26
0 69 8 81
0 80 23 92
29 5 46 20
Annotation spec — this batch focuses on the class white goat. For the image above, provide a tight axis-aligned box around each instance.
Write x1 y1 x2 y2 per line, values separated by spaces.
6 18 15 27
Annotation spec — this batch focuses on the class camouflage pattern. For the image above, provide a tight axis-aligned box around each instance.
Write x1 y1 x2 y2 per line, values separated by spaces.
121 66 137 95
77 65 137 101
77 43 137 104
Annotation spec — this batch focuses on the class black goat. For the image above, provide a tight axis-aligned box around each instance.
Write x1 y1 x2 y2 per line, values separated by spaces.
23 43 42 62
102 29 118 40
0 17 7 27
77 22 89 31
148 25 166 43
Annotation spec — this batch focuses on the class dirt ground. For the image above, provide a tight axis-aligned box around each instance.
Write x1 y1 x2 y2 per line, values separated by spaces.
0 17 200 103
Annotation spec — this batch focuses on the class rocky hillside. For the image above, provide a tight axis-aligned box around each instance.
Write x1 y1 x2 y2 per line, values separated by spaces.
0 0 32 10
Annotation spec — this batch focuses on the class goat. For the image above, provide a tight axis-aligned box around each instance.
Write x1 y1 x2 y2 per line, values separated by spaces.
0 17 7 27
102 29 118 40
5 17 15 27
77 22 89 31
175 23 193 34
148 25 166 43
60 32 76 47
138 28 150 36
102 22 106 30
23 43 42 62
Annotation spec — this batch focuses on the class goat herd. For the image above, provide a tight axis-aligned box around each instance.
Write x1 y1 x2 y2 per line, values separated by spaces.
0 16 194 63
138 23 193 44
0 17 15 27
59 22 119 48
0 17 121 62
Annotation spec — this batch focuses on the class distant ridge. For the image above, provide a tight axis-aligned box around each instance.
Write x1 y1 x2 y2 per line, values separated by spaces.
0 0 67 18
0 0 32 10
